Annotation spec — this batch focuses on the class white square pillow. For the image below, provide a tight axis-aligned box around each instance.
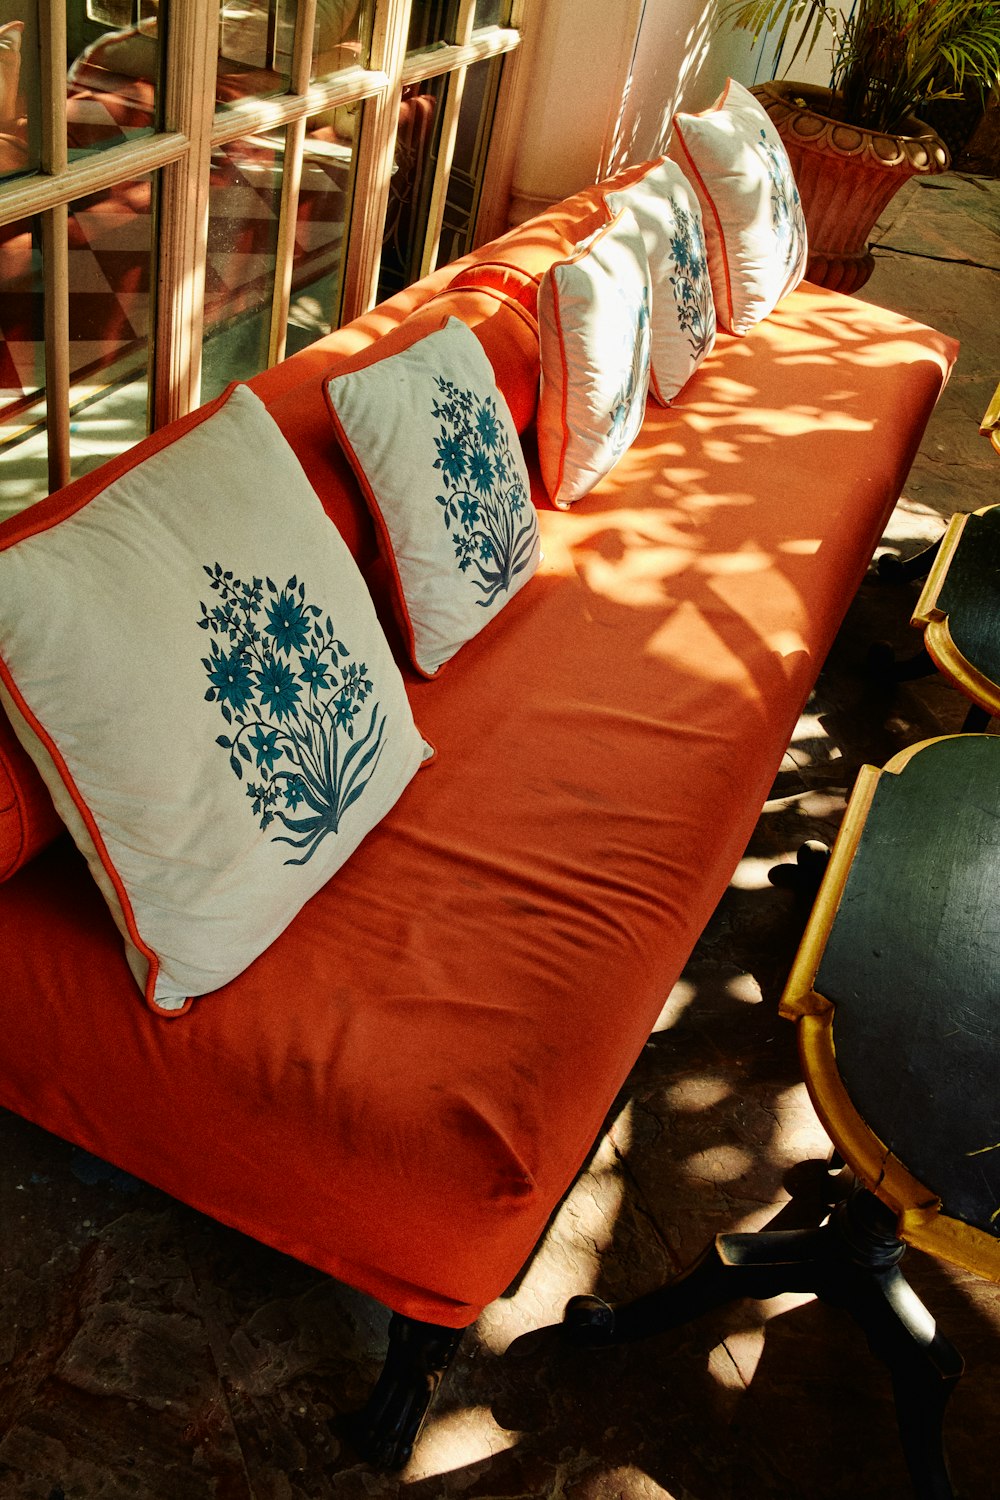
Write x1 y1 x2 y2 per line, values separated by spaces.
670 78 808 336
605 157 716 404
537 206 652 509
0 383 431 1015
325 316 540 678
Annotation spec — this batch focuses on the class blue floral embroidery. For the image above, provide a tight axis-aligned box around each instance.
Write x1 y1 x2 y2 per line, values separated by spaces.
197 564 385 865
432 381 536 608
608 283 651 458
668 205 716 360
758 128 807 272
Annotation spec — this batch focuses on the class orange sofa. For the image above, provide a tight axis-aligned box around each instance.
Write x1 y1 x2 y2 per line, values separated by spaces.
0 175 956 1466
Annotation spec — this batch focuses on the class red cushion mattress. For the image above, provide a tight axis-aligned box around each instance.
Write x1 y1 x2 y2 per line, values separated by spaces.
0 278 955 1327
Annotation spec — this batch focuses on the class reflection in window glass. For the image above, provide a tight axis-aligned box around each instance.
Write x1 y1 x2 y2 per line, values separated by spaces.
217 0 293 106
312 0 371 81
407 0 460 54
67 4 160 161
69 174 154 480
0 7 38 180
473 0 509 26
201 132 284 399
286 115 358 357
0 211 47 517
376 75 445 302
438 58 500 268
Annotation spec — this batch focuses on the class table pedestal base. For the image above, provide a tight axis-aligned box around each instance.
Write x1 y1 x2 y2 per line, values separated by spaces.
564 1189 963 1500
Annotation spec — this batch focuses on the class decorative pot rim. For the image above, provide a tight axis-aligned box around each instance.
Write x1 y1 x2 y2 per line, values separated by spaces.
752 79 951 172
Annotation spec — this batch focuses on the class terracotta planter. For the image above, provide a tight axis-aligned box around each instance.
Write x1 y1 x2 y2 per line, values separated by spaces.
751 80 950 293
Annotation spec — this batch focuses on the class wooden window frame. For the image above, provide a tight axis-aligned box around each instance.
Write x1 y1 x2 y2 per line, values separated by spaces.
0 0 526 500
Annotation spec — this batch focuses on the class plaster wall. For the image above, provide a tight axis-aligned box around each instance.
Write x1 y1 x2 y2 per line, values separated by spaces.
506 0 850 224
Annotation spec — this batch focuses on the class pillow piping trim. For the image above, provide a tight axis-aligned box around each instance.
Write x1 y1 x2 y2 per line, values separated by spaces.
449 259 543 289
0 383 237 555
546 275 573 508
0 656 162 1005
542 210 636 509
601 160 683 407
670 120 736 335
424 281 540 334
322 388 434 679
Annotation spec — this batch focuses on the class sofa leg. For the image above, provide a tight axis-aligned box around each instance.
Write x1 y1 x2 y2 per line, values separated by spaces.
345 1312 466 1471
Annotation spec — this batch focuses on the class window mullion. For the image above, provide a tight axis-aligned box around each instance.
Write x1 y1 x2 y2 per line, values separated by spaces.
153 0 220 427
39 0 67 175
339 0 411 322
39 1 69 490
267 118 307 368
469 0 530 246
417 66 467 280
41 204 70 493
457 0 477 47
292 0 319 92
400 31 518 86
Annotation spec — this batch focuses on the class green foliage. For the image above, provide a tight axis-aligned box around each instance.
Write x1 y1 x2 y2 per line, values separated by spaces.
722 0 1000 133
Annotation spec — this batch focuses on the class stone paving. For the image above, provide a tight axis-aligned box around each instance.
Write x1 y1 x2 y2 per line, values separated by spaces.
0 175 998 1500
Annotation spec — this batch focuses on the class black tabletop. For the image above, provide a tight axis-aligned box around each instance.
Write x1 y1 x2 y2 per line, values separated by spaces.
817 734 1000 1239
938 506 1000 680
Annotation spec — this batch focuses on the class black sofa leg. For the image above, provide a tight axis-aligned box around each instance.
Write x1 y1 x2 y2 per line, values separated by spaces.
346 1312 466 1471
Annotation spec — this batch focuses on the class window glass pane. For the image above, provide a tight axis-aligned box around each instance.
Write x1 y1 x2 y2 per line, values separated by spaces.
0 7 39 180
0 211 47 518
286 114 358 356
217 0 293 106
69 173 154 479
406 0 460 54
201 132 284 400
67 3 160 160
376 75 445 301
473 0 510 26
312 0 371 80
437 57 500 266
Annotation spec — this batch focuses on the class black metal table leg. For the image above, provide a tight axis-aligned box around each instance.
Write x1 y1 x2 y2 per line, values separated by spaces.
876 540 942 586
564 1187 963 1500
867 639 937 684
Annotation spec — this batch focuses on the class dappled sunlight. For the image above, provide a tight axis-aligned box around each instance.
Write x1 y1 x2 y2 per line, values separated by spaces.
650 976 698 1033
408 1402 524 1480
666 1074 733 1111
730 855 785 890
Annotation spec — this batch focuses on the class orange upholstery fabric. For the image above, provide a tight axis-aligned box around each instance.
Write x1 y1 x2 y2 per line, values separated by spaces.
0 188 956 1326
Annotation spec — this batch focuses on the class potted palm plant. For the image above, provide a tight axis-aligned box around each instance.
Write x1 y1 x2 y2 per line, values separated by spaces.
723 0 1000 290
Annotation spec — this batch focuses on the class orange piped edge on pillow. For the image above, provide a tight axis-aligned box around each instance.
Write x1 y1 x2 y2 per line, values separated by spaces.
538 209 634 510
669 112 736 336
0 385 238 554
447 260 541 315
321 373 432 680
0 387 241 1015
0 656 177 1012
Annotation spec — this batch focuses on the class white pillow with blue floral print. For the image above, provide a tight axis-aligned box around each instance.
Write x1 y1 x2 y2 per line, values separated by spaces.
537 206 652 509
605 157 716 404
0 382 432 1015
325 316 541 678
670 78 808 336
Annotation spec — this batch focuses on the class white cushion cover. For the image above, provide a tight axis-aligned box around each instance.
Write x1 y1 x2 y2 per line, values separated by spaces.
537 207 652 508
0 383 430 1014
670 78 808 336
606 157 716 404
325 317 540 677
